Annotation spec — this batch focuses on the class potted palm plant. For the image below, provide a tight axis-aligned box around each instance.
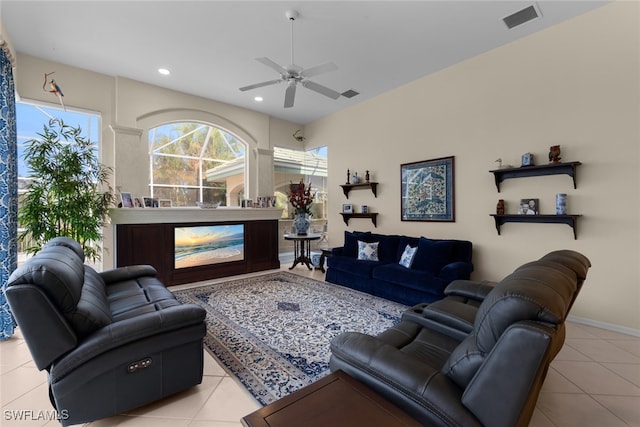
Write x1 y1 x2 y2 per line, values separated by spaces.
19 118 115 261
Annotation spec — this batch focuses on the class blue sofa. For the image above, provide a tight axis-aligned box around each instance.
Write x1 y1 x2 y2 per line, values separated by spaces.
326 231 473 306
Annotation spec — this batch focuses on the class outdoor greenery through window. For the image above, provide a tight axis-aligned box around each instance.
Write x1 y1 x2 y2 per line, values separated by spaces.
149 122 246 206
16 101 100 258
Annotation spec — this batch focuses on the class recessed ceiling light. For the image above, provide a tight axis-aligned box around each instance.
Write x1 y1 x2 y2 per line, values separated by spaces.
254 96 263 102
158 68 171 76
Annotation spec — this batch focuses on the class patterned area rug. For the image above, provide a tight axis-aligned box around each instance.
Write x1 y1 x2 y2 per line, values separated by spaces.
173 271 407 405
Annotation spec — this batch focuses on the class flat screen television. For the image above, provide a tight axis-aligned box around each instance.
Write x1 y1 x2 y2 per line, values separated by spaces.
174 224 244 269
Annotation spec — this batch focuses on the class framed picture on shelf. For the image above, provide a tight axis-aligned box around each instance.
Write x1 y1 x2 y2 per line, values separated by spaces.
401 156 455 222
133 197 145 208
143 197 154 208
342 204 353 214
119 192 134 208
518 198 539 215
159 199 172 208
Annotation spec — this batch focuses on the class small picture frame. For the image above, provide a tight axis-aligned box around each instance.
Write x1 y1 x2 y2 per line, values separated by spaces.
342 203 353 214
119 192 134 208
159 199 172 208
133 197 145 208
518 198 539 215
143 197 155 208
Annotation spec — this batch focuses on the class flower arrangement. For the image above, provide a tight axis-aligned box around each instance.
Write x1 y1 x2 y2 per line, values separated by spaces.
288 180 315 216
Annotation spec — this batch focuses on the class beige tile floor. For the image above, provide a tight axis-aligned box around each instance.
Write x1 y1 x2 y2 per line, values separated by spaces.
1 266 639 426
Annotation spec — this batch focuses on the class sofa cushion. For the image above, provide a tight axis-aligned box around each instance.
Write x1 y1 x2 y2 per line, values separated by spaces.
395 236 419 260
474 264 577 353
412 237 455 274
373 263 447 296
343 231 372 257
328 255 380 278
68 267 113 338
358 241 379 261
8 245 85 314
441 334 484 388
398 244 418 268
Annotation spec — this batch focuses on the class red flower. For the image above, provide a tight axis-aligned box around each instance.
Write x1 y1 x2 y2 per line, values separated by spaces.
288 180 314 215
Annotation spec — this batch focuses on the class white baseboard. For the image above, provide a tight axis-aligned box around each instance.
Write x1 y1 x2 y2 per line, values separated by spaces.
568 315 640 338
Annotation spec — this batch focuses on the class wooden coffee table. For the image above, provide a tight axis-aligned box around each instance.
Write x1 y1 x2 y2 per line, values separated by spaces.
241 370 421 427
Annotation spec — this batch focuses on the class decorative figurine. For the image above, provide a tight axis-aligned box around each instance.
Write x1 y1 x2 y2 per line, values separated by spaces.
351 172 359 184
494 158 514 169
549 145 562 163
496 199 505 215
43 72 65 110
292 130 306 142
346 169 351 185
365 170 370 182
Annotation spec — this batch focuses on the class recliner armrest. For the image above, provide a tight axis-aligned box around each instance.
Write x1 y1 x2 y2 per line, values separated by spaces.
462 321 557 427
444 279 497 301
99 265 158 284
6 284 77 370
50 304 206 381
330 332 481 426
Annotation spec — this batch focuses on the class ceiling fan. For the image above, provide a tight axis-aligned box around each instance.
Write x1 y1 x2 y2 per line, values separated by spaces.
239 10 341 108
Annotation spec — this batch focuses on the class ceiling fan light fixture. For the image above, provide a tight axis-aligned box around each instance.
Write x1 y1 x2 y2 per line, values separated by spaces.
238 9 343 109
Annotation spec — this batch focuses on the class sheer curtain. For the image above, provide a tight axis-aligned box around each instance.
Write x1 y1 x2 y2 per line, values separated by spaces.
0 43 17 340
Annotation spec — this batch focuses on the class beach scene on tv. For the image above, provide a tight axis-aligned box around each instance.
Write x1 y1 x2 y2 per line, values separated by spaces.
174 224 245 269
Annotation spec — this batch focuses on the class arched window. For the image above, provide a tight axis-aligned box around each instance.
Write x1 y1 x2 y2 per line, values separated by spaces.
149 122 246 206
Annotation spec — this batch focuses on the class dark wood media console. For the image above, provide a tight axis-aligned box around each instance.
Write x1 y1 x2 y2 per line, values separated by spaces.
111 208 282 286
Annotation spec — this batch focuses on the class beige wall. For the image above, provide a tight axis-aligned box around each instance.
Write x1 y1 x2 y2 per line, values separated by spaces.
305 2 639 332
10 2 639 332
14 56 301 270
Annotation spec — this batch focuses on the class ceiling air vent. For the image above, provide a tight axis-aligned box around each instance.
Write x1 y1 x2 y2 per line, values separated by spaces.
341 89 360 99
503 5 540 29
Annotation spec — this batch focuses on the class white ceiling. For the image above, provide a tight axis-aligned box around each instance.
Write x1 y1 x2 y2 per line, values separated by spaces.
3 1 608 125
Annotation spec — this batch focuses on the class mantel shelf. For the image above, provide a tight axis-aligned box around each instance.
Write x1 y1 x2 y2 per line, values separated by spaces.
490 214 582 239
340 182 378 199
340 213 378 227
489 161 581 192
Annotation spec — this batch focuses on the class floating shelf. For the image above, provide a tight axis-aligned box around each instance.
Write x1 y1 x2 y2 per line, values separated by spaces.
489 162 581 192
490 214 582 239
340 213 378 227
340 182 378 199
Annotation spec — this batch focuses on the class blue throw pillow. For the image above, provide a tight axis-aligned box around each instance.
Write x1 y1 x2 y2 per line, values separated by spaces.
412 237 454 274
398 244 418 268
344 231 372 257
357 241 379 261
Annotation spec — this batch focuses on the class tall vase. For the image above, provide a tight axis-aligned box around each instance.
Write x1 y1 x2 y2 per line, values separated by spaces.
293 213 311 235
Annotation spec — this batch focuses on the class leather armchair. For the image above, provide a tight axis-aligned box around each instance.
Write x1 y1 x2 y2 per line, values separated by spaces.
6 237 206 426
330 251 590 427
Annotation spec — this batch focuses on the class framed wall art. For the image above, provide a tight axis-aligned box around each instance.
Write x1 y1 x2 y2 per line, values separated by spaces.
401 156 455 222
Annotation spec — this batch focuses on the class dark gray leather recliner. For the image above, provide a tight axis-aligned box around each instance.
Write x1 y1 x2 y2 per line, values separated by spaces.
330 250 590 427
6 237 207 426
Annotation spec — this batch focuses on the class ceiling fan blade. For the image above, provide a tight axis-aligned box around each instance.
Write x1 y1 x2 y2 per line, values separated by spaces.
284 82 297 108
301 80 341 100
239 79 282 92
301 62 338 78
256 57 289 75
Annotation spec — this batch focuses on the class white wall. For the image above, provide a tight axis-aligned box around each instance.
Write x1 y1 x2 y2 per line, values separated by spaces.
304 2 640 331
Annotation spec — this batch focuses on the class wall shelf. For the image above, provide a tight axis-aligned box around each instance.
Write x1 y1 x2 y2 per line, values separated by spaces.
340 182 378 199
340 213 378 227
490 214 582 239
489 162 581 192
